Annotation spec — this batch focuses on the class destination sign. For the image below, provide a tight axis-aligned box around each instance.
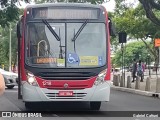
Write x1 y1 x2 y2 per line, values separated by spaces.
34 57 57 64
32 7 99 19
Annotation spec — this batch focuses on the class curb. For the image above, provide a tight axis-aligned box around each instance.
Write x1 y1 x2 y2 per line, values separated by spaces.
111 86 160 98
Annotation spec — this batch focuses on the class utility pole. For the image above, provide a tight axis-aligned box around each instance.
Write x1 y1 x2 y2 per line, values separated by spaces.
119 32 127 86
9 23 12 72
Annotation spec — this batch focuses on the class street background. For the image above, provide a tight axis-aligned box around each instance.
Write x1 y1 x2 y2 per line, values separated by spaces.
111 68 160 92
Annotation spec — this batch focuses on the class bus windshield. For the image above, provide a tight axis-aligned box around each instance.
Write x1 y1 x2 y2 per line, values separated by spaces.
26 22 107 68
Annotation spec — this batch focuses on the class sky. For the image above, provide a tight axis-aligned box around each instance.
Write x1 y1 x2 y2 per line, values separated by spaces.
15 0 138 11
15 0 34 8
102 0 115 12
102 0 139 12
16 0 116 9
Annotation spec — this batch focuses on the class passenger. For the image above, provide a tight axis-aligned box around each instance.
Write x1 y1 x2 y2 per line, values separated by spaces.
137 60 144 82
132 59 137 82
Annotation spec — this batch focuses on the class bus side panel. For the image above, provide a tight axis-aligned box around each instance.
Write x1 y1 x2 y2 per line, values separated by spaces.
103 7 111 81
18 30 22 99
21 8 27 81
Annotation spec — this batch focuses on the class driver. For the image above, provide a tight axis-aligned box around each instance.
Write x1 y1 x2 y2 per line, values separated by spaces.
0 73 5 96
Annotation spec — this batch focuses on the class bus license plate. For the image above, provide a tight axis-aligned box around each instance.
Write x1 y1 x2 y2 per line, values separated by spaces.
58 91 73 96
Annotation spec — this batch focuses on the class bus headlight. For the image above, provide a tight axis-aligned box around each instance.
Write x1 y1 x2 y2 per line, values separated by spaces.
26 72 38 86
94 70 106 86
28 76 35 83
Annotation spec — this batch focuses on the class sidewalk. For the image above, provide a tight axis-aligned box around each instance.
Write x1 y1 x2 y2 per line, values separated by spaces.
111 70 160 98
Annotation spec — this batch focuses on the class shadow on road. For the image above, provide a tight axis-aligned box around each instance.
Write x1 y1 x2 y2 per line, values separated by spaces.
25 102 110 117
25 102 90 111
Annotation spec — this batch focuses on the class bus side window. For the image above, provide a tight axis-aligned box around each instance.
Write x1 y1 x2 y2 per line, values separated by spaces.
29 27 38 57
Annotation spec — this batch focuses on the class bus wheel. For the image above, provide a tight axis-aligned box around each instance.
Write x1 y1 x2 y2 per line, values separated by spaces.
90 102 101 110
6 85 15 89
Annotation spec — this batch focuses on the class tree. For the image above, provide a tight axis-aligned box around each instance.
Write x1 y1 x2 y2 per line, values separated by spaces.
139 0 160 26
112 41 152 67
138 0 160 66
0 22 18 70
139 0 160 90
0 3 19 27
111 1 160 66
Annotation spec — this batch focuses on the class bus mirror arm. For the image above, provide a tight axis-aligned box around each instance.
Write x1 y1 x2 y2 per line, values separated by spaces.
108 18 116 37
17 22 21 38
17 21 22 39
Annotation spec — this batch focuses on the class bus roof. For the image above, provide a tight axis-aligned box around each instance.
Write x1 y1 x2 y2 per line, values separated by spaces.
25 3 103 9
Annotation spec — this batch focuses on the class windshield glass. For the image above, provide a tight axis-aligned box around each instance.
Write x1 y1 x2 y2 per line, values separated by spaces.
26 22 106 68
67 23 106 67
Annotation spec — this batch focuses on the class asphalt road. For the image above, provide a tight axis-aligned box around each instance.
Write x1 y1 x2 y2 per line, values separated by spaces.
0 87 160 119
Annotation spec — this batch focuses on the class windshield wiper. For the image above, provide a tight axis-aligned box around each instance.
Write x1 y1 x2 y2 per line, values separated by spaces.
42 19 64 59
42 19 60 41
72 20 88 41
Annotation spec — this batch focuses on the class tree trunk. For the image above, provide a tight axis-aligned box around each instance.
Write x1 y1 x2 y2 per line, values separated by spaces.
139 0 160 26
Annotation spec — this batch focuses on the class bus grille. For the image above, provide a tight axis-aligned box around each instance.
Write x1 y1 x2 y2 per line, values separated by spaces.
45 93 87 100
38 72 95 80
40 76 90 80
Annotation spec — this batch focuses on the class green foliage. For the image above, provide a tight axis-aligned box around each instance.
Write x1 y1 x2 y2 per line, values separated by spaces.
139 0 160 26
0 22 18 70
112 41 153 67
112 1 160 39
0 4 19 27
110 1 160 65
0 4 23 69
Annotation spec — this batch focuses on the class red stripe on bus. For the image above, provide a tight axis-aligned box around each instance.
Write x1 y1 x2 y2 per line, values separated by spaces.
21 8 27 81
100 6 111 81
35 76 97 89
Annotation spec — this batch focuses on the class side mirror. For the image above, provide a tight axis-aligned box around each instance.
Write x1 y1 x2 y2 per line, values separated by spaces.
17 21 22 39
108 18 116 36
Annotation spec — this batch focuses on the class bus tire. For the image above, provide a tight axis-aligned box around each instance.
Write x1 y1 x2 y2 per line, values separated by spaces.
6 85 15 89
90 102 101 110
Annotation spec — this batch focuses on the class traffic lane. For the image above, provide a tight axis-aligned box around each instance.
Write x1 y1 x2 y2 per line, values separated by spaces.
3 89 160 112
1 89 160 119
0 87 20 111
2 89 92 112
0 95 21 111
104 88 160 111
1 89 129 112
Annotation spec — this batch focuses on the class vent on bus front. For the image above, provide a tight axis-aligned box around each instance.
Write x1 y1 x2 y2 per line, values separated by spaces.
45 93 87 100
37 72 96 80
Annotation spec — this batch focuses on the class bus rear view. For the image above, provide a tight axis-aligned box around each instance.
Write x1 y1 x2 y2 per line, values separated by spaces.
17 3 113 110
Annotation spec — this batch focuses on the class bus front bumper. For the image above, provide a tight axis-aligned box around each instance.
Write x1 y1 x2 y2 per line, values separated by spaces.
22 81 110 102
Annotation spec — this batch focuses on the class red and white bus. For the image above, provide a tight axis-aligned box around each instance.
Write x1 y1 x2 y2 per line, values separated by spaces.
17 3 115 110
